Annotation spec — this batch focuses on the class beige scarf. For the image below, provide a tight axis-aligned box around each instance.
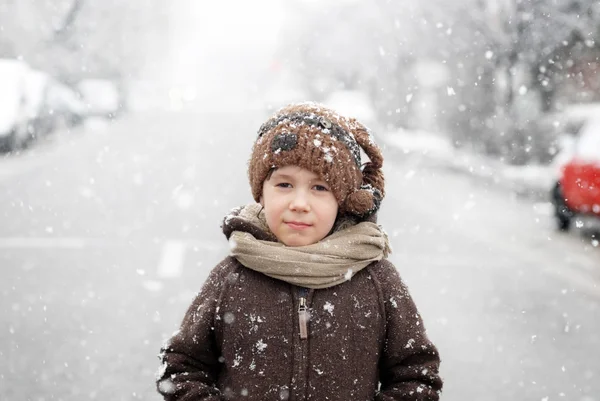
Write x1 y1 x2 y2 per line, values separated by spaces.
228 204 391 289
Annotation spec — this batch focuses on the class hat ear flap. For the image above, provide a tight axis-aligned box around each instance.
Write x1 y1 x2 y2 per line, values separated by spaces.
353 125 383 167
343 124 385 217
353 125 385 198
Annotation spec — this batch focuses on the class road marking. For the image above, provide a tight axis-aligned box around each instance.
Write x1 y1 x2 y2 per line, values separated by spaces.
0 237 88 249
157 240 186 279
0 237 223 280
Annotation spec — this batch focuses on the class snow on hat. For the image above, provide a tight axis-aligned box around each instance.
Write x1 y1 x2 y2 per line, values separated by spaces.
248 102 385 217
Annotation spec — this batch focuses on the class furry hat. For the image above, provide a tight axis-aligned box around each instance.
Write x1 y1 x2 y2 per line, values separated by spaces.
248 102 385 217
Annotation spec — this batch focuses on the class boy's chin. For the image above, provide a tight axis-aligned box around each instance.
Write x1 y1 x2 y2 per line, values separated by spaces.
279 234 321 247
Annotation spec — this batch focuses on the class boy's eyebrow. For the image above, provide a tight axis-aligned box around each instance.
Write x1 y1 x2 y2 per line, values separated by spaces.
270 172 294 180
271 172 327 183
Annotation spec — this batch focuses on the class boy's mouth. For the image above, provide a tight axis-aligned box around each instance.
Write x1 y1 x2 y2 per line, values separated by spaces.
285 221 312 230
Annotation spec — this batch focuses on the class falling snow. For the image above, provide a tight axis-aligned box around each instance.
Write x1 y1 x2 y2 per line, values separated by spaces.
323 302 335 316
2 1 600 400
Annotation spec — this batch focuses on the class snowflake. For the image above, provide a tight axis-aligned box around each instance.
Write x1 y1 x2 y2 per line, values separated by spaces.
256 339 268 352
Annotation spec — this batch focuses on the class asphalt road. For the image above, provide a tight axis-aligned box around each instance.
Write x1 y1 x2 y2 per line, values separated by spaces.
1 111 599 401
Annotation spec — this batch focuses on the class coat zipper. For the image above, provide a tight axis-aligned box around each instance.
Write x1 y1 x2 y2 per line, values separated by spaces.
298 287 309 339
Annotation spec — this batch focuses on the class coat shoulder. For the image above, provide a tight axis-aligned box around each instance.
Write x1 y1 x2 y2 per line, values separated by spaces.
367 259 414 311
368 259 405 290
199 256 243 293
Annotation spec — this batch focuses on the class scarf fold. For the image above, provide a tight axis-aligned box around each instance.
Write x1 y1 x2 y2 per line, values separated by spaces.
226 204 391 289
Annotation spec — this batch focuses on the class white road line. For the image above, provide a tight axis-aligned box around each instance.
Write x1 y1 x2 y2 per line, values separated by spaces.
0 237 87 249
157 240 186 279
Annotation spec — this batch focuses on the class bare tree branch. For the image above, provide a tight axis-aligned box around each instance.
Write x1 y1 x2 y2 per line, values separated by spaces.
53 0 84 41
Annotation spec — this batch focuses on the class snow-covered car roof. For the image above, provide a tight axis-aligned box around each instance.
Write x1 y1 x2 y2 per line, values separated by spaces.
574 116 600 162
22 69 50 117
0 59 29 134
77 79 120 116
47 80 86 115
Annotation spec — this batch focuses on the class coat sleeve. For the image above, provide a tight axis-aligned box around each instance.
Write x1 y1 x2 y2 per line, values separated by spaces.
156 258 235 401
373 260 443 401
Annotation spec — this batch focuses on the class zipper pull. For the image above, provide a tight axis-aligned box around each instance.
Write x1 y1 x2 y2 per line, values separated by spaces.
298 296 309 339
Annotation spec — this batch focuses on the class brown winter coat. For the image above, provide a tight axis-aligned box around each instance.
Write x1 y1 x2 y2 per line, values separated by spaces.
156 215 442 401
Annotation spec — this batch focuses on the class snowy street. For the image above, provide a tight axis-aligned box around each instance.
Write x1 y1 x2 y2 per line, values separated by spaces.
1 112 599 401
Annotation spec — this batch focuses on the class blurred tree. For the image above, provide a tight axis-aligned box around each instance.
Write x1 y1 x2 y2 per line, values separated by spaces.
423 0 600 163
0 0 168 86
277 0 600 164
52 0 84 41
474 0 600 164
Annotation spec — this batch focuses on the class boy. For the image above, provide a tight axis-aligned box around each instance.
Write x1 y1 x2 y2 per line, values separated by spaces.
156 102 442 400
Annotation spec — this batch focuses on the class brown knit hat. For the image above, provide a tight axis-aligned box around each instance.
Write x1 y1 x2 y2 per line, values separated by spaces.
248 102 385 218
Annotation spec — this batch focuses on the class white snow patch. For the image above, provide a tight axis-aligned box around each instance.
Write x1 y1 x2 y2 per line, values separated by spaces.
156 361 168 380
323 302 335 316
249 314 264 323
256 339 267 353
232 354 242 367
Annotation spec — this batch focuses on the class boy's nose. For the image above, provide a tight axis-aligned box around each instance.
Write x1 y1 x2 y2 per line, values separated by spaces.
289 192 310 212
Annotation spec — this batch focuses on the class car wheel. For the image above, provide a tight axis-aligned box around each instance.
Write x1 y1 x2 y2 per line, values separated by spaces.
552 182 573 231
7 128 27 152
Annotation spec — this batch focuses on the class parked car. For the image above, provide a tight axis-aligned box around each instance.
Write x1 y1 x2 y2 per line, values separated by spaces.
551 114 600 230
23 69 53 139
44 79 87 128
0 59 31 152
77 79 121 118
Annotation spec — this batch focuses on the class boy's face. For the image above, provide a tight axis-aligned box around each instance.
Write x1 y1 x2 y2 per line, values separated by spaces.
260 165 339 247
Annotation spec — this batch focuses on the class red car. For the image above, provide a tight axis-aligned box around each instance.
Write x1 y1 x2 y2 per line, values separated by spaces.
552 116 600 230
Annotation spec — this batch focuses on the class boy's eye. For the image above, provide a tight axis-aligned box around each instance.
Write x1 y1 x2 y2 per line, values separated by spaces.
276 182 292 188
314 185 329 191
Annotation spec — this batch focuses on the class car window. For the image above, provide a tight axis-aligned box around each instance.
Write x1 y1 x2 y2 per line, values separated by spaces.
575 117 600 162
565 120 585 136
